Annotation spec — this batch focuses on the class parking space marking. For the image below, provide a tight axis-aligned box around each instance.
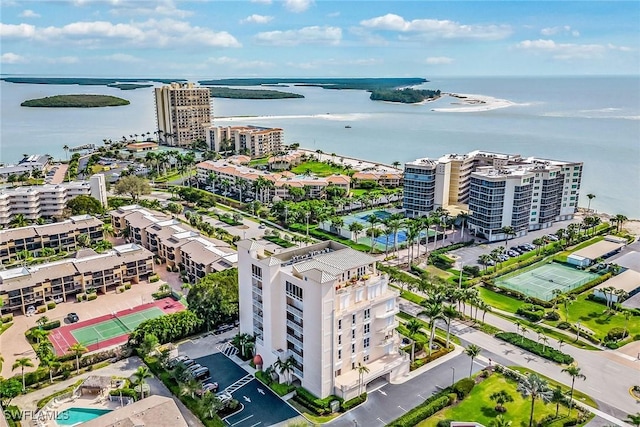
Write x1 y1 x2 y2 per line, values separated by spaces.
230 415 254 426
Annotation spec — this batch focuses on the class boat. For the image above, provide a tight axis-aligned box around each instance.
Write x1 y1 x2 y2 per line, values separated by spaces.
344 125 352 129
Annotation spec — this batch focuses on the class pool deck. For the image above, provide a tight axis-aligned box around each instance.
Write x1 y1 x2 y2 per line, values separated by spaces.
47 396 122 427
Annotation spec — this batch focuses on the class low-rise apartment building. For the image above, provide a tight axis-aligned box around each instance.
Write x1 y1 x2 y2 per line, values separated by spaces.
196 160 350 202
0 243 154 314
206 125 283 158
238 240 409 400
0 214 104 265
111 205 236 283
403 150 583 241
0 177 107 226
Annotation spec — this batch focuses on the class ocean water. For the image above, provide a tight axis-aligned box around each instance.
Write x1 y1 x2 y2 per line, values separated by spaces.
0 76 638 217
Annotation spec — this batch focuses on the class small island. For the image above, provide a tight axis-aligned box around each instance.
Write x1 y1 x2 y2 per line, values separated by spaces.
208 87 304 100
21 94 130 108
369 88 441 104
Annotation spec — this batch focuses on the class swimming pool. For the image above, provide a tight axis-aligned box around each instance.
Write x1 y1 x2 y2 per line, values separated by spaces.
57 408 112 426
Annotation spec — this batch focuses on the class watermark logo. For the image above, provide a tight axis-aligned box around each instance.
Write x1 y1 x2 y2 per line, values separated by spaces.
3 409 70 421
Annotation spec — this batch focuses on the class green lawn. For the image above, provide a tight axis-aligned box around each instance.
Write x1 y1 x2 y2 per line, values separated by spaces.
479 287 523 314
248 157 270 167
291 161 345 177
549 293 640 340
509 367 598 408
418 374 588 427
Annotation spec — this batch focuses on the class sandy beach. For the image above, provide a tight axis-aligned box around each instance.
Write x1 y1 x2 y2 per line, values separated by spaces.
431 92 517 112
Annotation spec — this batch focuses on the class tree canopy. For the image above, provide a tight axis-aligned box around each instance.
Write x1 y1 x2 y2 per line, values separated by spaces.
66 195 104 215
114 175 151 201
186 269 239 331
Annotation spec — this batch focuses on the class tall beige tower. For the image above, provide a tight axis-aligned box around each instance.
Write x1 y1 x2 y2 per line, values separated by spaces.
155 82 212 147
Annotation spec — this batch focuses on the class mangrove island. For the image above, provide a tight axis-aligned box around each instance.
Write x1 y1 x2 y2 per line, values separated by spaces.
21 94 130 108
369 88 441 104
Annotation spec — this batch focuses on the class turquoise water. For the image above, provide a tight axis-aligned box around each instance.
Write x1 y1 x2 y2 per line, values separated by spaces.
57 408 112 425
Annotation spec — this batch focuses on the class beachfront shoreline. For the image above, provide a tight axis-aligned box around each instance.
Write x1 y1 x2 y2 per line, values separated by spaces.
432 92 517 112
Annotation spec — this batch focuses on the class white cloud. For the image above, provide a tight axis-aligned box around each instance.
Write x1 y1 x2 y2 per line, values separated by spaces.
108 0 194 18
515 39 630 60
540 25 579 37
360 13 511 40
101 53 141 62
0 19 241 48
206 56 274 69
425 56 454 65
1 52 27 64
19 9 41 18
46 56 79 64
241 14 273 24
255 26 341 46
327 12 340 18
286 57 382 69
283 0 313 13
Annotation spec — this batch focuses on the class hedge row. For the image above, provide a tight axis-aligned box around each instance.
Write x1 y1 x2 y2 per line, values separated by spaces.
387 395 450 427
567 272 612 296
495 332 574 364
516 304 546 322
293 387 343 415
341 393 367 411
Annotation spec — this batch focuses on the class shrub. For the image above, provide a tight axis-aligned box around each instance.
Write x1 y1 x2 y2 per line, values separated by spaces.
109 388 137 398
125 283 132 290
545 311 561 321
42 320 61 330
149 275 160 283
452 377 475 399
447 393 457 404
495 332 574 364
88 294 98 301
37 306 47 314
118 287 125 293
437 420 453 427
2 314 13 323
557 321 571 330
387 395 450 427
516 304 545 322
47 302 56 310
293 387 342 415
563 418 578 426
606 327 628 341
166 266 172 272
341 393 367 411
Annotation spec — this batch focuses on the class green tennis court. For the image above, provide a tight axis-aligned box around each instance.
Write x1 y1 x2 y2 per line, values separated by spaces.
495 262 599 301
71 307 165 347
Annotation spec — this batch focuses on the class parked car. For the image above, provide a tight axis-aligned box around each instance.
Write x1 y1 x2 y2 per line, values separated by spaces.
192 367 211 383
213 323 236 335
168 355 189 369
185 364 203 374
507 250 519 257
179 359 197 369
196 381 219 397
546 235 559 241
67 312 79 323
518 245 531 252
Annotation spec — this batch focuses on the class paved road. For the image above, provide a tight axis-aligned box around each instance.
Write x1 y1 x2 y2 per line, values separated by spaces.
400 297 640 420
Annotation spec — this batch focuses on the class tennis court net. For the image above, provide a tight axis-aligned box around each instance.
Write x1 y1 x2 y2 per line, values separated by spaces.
112 314 131 332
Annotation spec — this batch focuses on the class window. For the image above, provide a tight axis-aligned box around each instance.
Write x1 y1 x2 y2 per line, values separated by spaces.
352 329 356 339
364 309 370 320
335 369 341 376
352 314 356 324
364 324 370 334
363 355 369 362
338 334 342 345
286 281 303 301
338 319 342 330
251 264 262 278
364 337 370 348
338 349 342 360
351 343 356 353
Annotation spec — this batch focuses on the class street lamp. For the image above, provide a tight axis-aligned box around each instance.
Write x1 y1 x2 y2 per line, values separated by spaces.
305 211 310 237
451 367 455 386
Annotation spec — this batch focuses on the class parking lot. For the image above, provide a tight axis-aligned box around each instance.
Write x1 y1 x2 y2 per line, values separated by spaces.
451 218 580 268
178 333 300 427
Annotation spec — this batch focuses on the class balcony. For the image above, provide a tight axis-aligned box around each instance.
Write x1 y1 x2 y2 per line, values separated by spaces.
378 319 399 333
287 333 303 348
252 286 263 297
376 306 399 319
286 319 303 335
253 299 263 311
378 335 395 347
286 304 303 319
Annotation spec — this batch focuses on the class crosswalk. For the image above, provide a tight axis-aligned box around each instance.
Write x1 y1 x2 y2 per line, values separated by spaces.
221 374 253 395
217 342 239 358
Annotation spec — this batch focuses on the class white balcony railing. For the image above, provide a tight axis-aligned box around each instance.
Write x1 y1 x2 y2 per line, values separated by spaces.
376 306 399 319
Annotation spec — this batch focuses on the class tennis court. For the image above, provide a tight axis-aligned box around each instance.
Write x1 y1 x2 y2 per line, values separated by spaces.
71 307 165 347
496 262 599 301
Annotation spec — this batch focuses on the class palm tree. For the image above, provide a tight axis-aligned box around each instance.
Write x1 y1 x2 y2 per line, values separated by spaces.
500 226 516 247
626 413 640 427
9 214 29 228
490 390 514 413
561 365 586 416
520 326 529 344
489 415 512 427
0 354 4 371
13 357 34 391
68 343 88 374
356 362 370 395
273 356 295 385
613 214 628 232
63 144 69 161
517 374 553 427
420 302 443 356
76 233 91 248
132 366 153 399
102 223 114 238
464 344 481 378
586 193 596 212
179 378 201 399
442 305 458 348
348 221 364 244
550 386 564 418
199 391 224 419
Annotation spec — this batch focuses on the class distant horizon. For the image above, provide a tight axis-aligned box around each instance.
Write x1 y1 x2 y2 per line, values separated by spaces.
2 74 638 79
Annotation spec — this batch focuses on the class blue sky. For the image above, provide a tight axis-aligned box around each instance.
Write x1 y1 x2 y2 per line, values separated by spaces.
1 0 638 77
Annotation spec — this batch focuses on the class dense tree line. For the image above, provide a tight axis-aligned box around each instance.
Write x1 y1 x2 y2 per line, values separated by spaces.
128 310 203 346
21 95 130 108
369 88 441 104
186 269 239 331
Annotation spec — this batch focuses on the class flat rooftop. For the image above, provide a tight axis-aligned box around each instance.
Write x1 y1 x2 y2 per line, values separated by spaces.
570 240 625 261
594 269 640 293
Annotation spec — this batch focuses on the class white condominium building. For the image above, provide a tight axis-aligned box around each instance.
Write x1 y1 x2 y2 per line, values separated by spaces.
238 240 409 400
403 150 582 241
206 125 283 158
0 177 107 226
155 82 212 147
